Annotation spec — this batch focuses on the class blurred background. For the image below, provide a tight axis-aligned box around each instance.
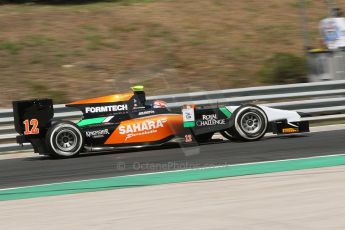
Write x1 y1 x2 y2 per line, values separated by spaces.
0 0 344 107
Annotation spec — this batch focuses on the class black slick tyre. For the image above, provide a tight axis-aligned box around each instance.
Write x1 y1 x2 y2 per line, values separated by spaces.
45 121 84 158
229 105 268 141
220 130 238 141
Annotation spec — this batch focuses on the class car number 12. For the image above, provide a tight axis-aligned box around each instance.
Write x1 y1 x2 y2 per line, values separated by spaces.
23 119 40 135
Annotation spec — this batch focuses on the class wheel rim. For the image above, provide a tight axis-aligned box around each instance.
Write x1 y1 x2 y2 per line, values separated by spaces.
56 129 78 152
240 112 262 134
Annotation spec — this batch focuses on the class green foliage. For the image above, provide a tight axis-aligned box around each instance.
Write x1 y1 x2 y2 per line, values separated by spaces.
258 53 308 84
22 34 53 47
0 41 22 55
84 34 118 50
0 35 54 55
84 34 103 50
289 0 313 8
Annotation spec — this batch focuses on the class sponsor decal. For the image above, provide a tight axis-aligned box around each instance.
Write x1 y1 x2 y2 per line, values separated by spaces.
185 112 193 120
119 118 167 141
182 108 195 128
85 105 128 114
86 129 110 138
182 108 195 121
282 128 299 133
196 114 226 126
138 110 155 116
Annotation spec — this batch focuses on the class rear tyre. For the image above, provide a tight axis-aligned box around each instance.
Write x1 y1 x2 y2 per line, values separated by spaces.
45 121 84 158
231 105 268 141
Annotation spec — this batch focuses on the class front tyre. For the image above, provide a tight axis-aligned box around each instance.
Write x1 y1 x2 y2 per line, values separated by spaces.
220 130 237 141
46 121 84 158
232 105 268 141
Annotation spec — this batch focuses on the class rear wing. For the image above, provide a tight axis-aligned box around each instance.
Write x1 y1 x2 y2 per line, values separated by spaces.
12 99 54 153
13 99 54 135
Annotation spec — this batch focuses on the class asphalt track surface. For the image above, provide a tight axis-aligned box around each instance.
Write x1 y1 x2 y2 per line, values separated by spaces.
0 130 344 189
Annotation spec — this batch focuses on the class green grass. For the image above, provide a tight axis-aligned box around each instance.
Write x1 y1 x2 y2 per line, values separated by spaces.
71 49 86 57
0 35 55 56
22 34 54 47
84 34 119 50
189 36 206 46
111 25 139 33
0 41 22 55
289 0 313 8
84 34 103 50
29 55 44 64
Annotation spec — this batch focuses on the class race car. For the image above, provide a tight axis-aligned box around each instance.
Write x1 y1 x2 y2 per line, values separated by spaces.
13 86 310 158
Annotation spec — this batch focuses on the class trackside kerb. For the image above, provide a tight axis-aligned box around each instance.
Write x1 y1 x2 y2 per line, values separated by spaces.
1 154 345 201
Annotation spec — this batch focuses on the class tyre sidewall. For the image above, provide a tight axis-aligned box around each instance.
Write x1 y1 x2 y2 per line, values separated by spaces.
220 130 238 141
